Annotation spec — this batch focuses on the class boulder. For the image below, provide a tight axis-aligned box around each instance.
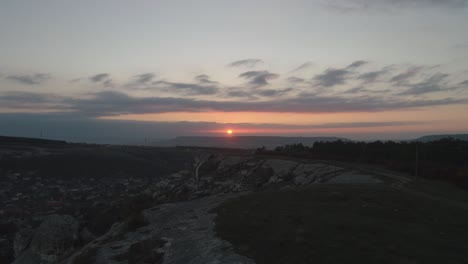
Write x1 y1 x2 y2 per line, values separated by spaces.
79 227 96 245
263 159 298 182
14 227 34 257
0 238 14 263
217 156 249 171
293 164 324 185
29 214 79 263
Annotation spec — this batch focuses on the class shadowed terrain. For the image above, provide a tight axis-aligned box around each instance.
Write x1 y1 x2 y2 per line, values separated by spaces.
214 185 468 264
1 137 468 263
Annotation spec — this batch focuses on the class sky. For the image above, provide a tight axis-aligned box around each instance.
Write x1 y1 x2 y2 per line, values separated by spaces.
0 0 468 142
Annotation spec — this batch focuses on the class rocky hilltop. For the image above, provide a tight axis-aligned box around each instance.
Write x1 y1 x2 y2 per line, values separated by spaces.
1 142 383 264
2 141 468 263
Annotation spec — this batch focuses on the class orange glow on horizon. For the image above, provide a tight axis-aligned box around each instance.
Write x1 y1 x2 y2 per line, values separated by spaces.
227 129 233 135
98 105 468 136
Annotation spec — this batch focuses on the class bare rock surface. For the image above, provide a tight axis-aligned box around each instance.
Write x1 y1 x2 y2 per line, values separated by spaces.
59 152 384 264
0 238 13 263
13 227 33 258
217 156 250 171
262 159 298 183
326 171 383 184
64 194 254 264
5 149 387 264
145 194 254 264
13 215 79 264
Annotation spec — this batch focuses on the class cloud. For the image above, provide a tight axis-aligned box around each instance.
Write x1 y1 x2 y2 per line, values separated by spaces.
313 68 351 87
226 89 257 100
358 69 389 83
460 79 468 86
287 76 306 83
152 81 219 95
343 87 365 94
129 74 220 95
290 62 314 72
125 73 157 89
347 60 369 69
226 87 293 99
11 91 446 116
2 90 468 117
134 73 156 84
62 91 468 116
0 91 65 109
228 59 263 68
398 73 461 95
195 74 217 84
389 66 423 85
256 88 294 97
312 61 368 87
323 0 467 12
5 73 51 85
239 71 279 87
90 73 110 82
453 42 468 50
69 78 82 83
384 0 467 8
343 86 392 94
89 73 113 87
304 121 422 128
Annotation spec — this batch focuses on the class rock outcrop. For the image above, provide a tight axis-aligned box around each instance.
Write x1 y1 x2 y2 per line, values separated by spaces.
13 215 79 264
64 194 254 264
0 238 13 263
9 151 385 264
13 227 33 258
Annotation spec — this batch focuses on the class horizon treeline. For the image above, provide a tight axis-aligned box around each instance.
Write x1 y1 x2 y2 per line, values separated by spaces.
269 138 468 188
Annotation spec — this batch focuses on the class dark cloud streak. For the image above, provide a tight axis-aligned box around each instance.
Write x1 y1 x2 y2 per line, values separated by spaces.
239 71 279 87
358 69 389 83
90 73 110 82
228 59 263 68
347 60 369 69
152 81 219 95
324 0 467 12
313 68 351 87
398 73 462 95
6 73 51 85
69 92 468 116
390 66 423 85
288 76 306 83
195 74 217 84
89 73 113 87
290 62 314 72
134 73 156 84
313 61 368 87
2 90 468 117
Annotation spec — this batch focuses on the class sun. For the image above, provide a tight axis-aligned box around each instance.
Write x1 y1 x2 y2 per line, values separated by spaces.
226 129 233 135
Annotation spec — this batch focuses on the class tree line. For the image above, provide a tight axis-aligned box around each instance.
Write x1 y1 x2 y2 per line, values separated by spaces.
268 139 468 188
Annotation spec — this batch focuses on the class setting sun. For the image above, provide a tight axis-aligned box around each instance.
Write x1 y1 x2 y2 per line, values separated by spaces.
227 129 233 135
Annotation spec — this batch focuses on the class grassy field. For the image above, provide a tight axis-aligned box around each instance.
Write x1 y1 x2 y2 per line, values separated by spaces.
214 184 468 264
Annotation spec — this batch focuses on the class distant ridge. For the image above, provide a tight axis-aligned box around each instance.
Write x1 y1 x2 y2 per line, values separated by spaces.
160 136 349 149
0 135 67 146
414 134 468 142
